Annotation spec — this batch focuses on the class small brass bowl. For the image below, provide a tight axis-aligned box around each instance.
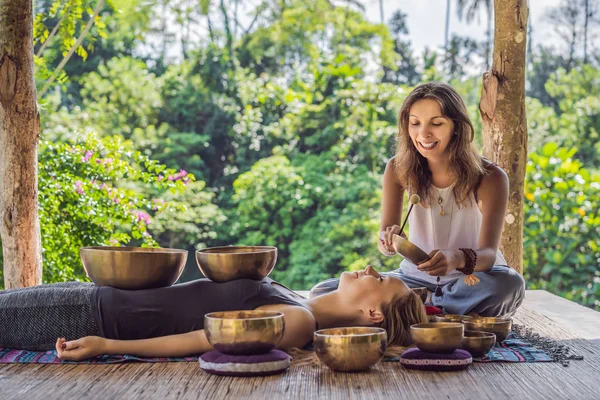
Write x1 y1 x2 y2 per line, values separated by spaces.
80 246 187 290
204 310 284 355
196 246 277 282
412 287 428 303
463 317 512 342
434 314 473 323
391 234 430 264
410 322 464 354
314 327 387 372
461 330 496 358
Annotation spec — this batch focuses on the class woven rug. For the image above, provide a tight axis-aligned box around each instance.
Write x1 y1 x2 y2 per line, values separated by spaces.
0 348 197 364
0 324 583 365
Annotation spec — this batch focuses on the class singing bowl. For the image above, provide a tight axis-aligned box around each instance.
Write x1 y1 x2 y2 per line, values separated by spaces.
204 310 285 355
461 330 496 358
463 317 512 342
410 322 464 354
314 327 387 372
412 287 428 303
391 234 430 265
80 246 187 290
434 314 473 323
196 246 277 282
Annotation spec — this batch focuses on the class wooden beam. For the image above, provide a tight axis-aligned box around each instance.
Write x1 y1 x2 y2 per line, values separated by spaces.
0 0 42 288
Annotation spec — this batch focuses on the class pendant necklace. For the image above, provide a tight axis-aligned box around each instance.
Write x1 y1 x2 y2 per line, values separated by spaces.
435 186 449 216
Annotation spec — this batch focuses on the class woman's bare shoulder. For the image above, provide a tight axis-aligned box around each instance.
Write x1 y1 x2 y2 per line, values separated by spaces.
478 161 509 200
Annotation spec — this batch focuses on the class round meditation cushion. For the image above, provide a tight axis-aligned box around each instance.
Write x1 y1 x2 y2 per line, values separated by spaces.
199 350 291 377
400 348 472 371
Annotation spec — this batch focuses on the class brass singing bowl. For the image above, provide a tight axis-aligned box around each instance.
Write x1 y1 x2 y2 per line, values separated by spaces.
434 314 473 323
410 322 464 354
314 327 387 372
461 330 496 358
391 234 430 265
463 317 512 342
412 287 428 303
196 246 277 282
80 246 187 290
204 310 285 355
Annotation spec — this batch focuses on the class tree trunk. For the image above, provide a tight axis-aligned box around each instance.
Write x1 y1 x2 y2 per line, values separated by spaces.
0 0 42 288
479 0 528 275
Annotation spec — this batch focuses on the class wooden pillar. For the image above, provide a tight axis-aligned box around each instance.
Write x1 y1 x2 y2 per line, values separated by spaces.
0 0 42 288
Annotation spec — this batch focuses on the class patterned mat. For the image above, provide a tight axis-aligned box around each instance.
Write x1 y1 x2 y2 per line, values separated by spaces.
0 326 581 365
0 348 197 364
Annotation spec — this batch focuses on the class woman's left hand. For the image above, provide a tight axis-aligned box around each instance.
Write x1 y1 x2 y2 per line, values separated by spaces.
55 336 107 361
417 249 465 276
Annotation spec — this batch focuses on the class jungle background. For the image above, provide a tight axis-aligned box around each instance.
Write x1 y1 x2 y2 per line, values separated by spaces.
0 0 598 310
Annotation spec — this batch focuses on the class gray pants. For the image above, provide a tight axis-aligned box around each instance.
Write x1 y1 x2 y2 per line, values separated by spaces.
310 266 525 318
0 282 100 351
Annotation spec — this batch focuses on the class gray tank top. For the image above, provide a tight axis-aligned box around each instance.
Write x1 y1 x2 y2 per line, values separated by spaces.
91 278 306 340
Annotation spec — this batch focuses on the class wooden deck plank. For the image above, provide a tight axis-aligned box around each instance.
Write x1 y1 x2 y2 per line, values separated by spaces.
1 290 599 400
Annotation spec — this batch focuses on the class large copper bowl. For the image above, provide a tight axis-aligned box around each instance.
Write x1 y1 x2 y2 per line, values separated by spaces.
463 317 512 342
196 246 277 282
204 310 285 355
80 246 187 290
410 322 464 353
314 327 387 372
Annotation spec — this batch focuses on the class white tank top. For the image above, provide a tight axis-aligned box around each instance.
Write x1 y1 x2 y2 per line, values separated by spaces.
399 184 507 284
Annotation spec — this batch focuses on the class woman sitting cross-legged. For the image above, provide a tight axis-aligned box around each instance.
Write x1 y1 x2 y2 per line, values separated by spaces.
0 265 426 361
310 82 526 318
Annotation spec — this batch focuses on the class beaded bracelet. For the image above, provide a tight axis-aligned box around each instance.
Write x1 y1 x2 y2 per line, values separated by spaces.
459 248 480 286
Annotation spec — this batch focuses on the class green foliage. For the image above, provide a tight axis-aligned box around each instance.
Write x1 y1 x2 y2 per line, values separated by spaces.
150 181 226 251
524 143 600 310
80 57 166 144
38 133 193 283
544 65 600 167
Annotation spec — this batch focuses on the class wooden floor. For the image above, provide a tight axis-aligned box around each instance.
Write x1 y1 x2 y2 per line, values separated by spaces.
1 290 599 400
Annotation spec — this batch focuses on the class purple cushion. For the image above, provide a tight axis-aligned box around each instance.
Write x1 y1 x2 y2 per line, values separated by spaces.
400 348 472 371
199 350 290 377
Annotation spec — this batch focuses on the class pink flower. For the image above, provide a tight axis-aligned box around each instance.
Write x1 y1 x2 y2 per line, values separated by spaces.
81 150 93 163
168 175 174 181
158 175 164 182
134 211 151 225
75 181 84 195
179 169 188 177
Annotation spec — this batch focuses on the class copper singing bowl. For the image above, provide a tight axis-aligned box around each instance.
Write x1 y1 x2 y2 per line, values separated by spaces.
391 234 430 265
196 246 277 282
463 317 512 342
80 246 187 290
434 314 473 323
410 322 464 354
314 327 387 372
204 310 285 355
461 330 496 358
412 287 428 303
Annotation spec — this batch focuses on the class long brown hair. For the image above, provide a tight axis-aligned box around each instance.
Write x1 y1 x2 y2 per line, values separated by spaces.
394 82 487 206
377 290 428 347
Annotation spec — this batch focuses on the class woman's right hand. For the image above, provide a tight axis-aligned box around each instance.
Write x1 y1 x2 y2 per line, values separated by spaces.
379 225 406 255
55 336 107 361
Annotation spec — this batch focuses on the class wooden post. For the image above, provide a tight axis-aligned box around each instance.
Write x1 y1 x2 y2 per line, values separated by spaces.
479 0 528 274
0 0 42 288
